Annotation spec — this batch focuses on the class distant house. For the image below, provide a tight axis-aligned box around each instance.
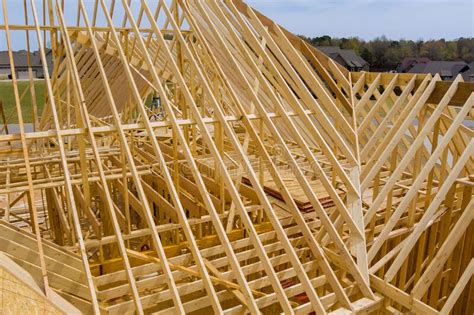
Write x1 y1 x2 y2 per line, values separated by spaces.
462 62 474 82
317 46 369 71
396 57 431 73
407 60 469 81
0 49 52 79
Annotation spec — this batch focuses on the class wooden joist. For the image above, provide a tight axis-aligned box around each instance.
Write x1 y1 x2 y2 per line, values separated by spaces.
0 0 472 314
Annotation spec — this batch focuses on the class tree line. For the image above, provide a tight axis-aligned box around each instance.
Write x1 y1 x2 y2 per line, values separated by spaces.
300 35 474 71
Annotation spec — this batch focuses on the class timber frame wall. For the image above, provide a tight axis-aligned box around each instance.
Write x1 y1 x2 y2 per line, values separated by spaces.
0 0 472 314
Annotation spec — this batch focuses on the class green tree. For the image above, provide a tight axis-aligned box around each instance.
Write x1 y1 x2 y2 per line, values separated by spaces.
301 35 474 71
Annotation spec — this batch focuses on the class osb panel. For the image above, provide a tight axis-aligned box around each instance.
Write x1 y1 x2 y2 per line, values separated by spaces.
0 268 63 315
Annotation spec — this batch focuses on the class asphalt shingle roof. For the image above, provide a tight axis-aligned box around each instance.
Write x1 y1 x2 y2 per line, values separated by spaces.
0 49 50 68
408 61 468 79
317 46 368 69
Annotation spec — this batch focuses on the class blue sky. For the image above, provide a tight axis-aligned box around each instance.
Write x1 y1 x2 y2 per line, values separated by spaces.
246 0 473 40
1 0 473 51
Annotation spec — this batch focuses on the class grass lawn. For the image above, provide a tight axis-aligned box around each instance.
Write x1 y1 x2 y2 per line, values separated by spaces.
0 80 45 123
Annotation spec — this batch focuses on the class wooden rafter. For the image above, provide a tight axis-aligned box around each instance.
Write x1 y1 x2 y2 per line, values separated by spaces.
0 1 472 314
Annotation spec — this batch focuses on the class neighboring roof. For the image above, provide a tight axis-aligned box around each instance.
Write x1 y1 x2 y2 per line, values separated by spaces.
396 57 431 73
317 46 369 68
462 62 474 81
408 63 427 73
0 49 51 68
317 46 341 55
0 50 32 67
408 61 468 78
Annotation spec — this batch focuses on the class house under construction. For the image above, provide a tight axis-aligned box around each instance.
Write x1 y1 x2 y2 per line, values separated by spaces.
0 0 472 314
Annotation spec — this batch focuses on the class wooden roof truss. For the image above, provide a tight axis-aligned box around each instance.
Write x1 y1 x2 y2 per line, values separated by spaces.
0 0 472 314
